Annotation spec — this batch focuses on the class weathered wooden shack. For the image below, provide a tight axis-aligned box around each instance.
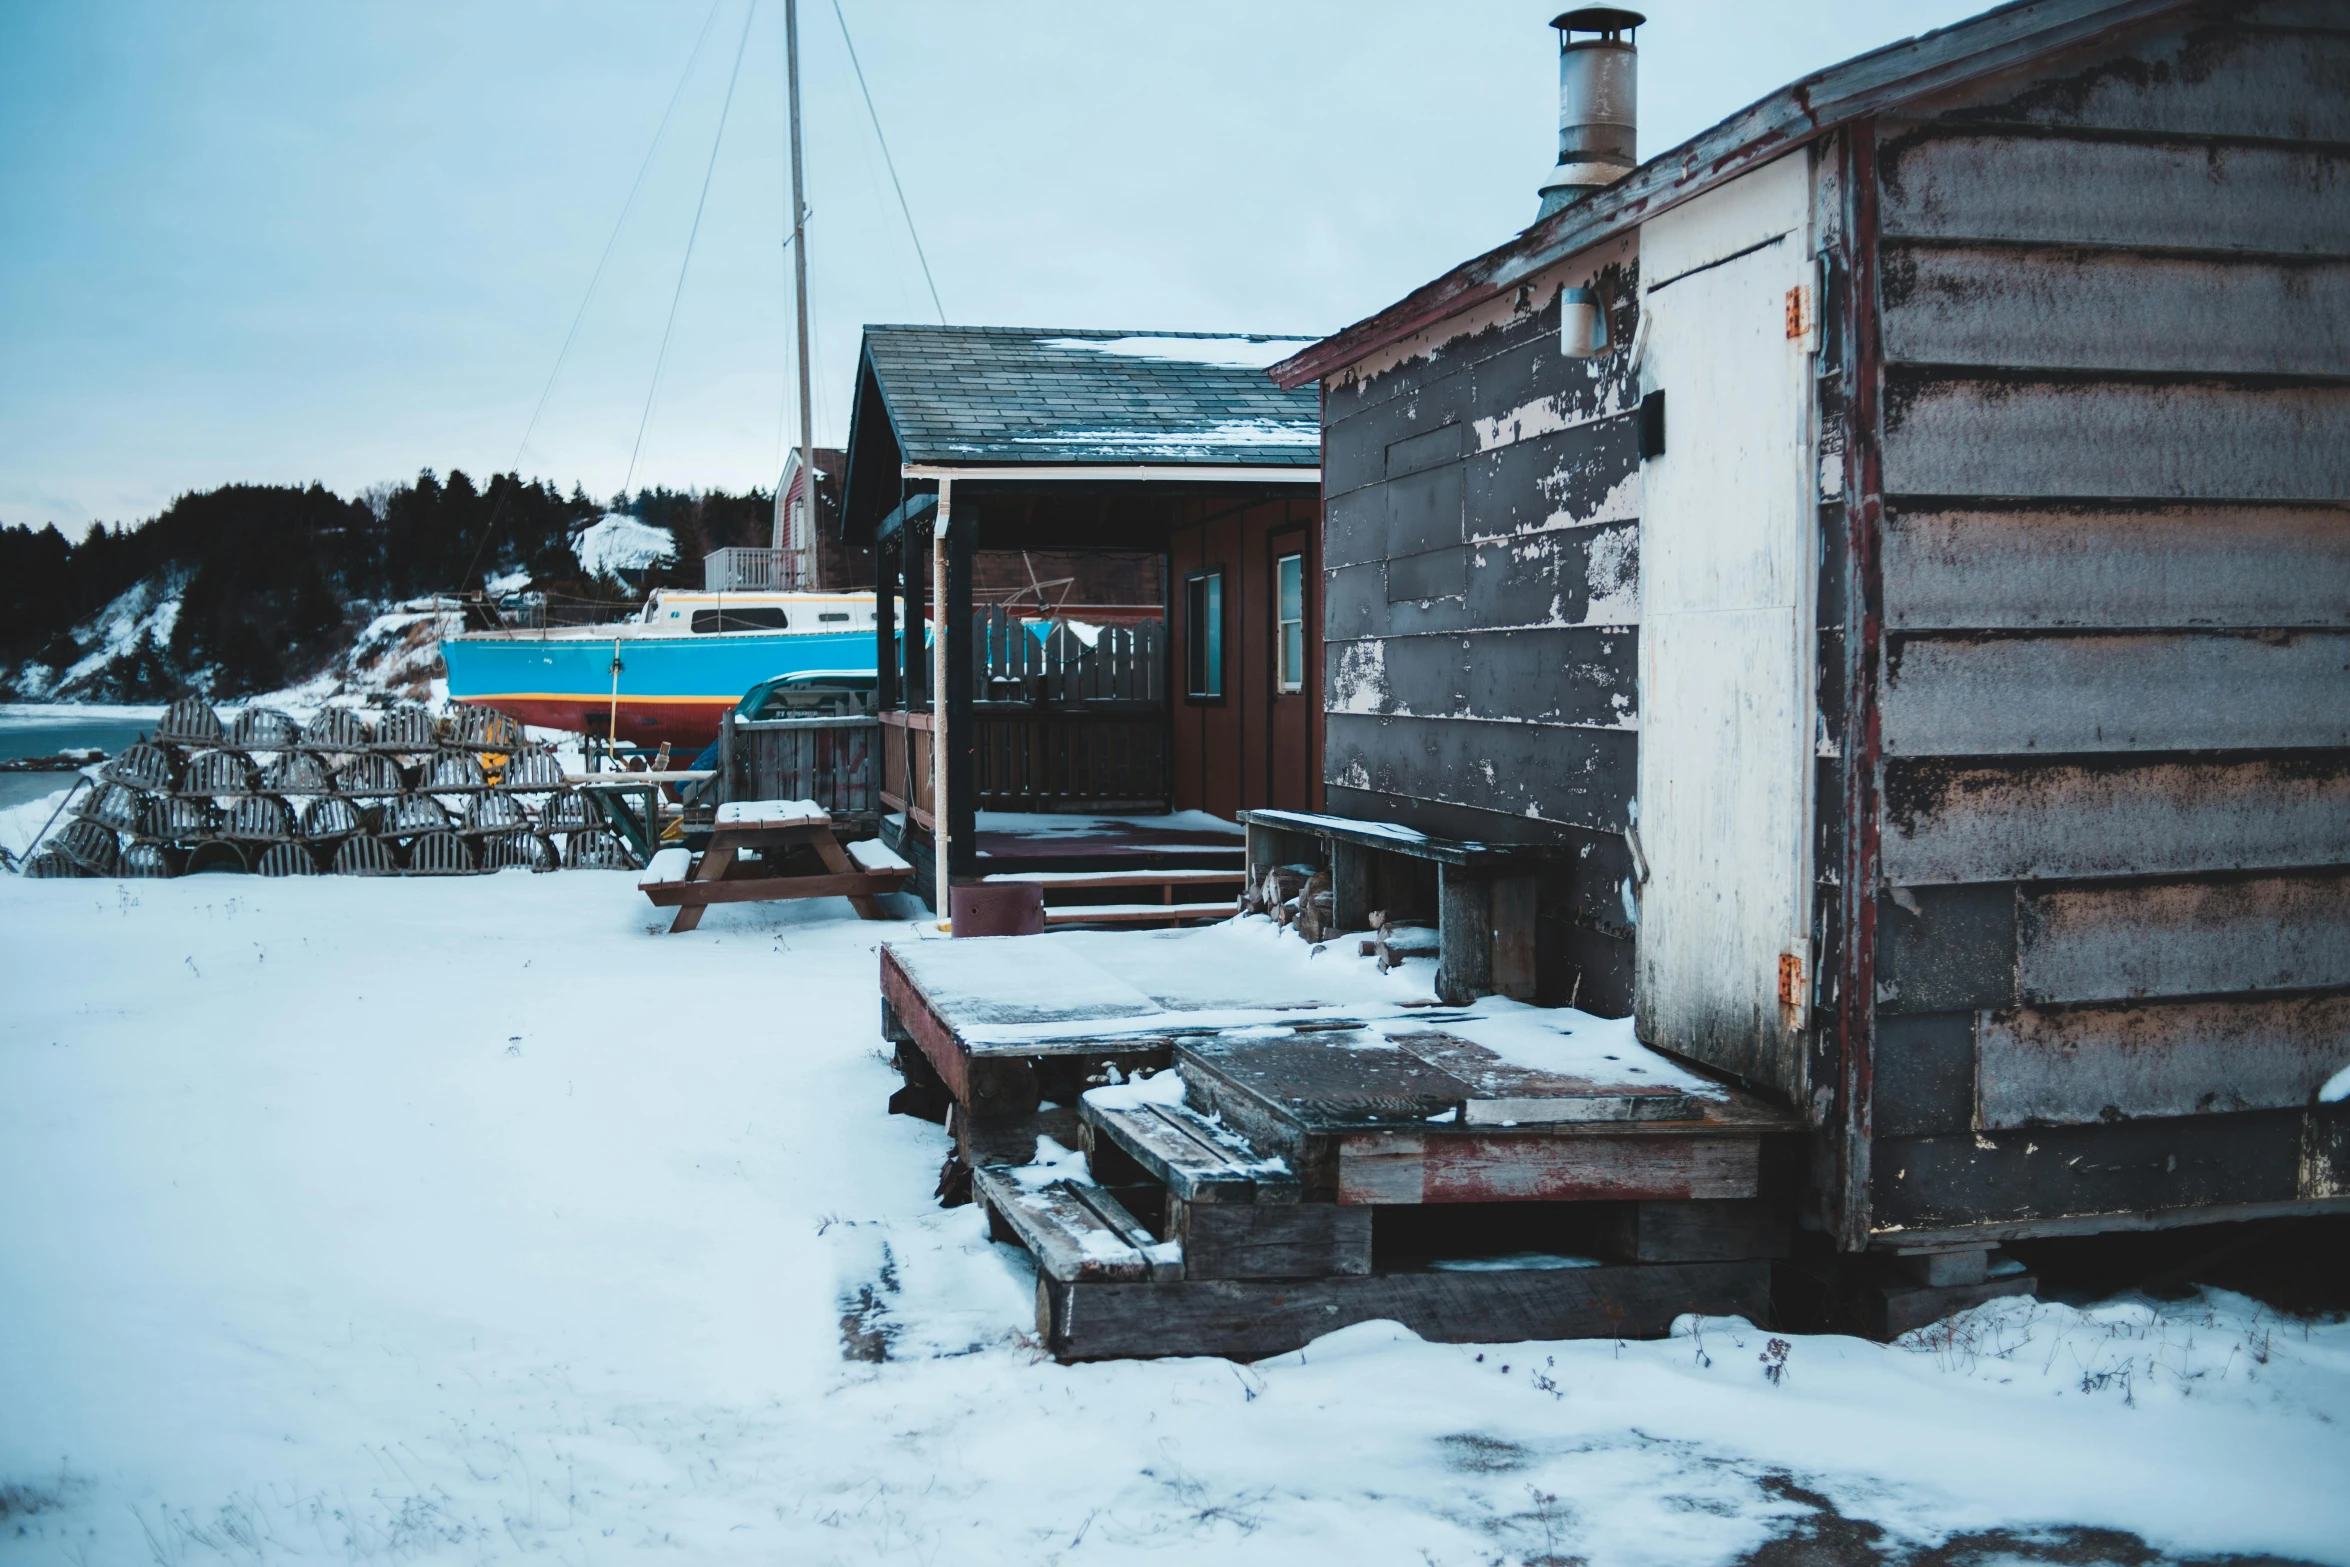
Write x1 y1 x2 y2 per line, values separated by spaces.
1269 0 2350 1261
837 325 1327 913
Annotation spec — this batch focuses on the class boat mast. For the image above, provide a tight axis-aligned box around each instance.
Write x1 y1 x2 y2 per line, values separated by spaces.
785 0 817 590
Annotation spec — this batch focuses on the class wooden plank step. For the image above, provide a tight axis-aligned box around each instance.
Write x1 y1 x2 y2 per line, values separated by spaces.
1040 1258 1773 1361
971 1165 1181 1283
979 869 1245 890
1080 1094 1300 1205
1042 902 1234 926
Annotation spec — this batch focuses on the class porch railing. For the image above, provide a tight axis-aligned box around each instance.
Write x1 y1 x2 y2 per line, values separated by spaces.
704 547 792 591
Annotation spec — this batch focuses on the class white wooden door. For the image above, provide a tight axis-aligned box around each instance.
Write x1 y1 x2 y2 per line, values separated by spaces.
1633 151 1817 1094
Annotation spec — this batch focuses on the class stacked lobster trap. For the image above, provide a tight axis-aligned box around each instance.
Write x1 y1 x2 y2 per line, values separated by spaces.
24 696 638 880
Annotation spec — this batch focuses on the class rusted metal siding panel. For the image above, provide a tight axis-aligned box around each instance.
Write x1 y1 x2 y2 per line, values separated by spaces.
2018 872 2350 1003
1878 130 2350 255
1978 993 2350 1127
1883 755 2350 884
1881 246 2350 377
1884 505 2350 630
1883 377 2350 501
1881 631 2350 755
1325 713 1633 835
1916 20 2350 142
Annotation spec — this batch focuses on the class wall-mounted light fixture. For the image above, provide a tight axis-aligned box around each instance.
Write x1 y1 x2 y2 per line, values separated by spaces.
1560 286 1609 356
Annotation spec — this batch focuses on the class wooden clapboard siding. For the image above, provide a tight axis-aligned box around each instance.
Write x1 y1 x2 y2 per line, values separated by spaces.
2017 872 2350 1003
1977 993 2350 1128
1878 132 2350 254
1881 247 2350 379
1930 22 2350 139
1883 376 2350 501
1881 631 2350 755
1871 1110 2332 1237
1837 13 2350 1243
1883 506 2350 631
1882 755 2350 885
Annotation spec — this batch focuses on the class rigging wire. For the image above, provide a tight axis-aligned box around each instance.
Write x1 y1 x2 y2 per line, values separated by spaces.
831 0 946 323
621 0 761 502
456 0 724 594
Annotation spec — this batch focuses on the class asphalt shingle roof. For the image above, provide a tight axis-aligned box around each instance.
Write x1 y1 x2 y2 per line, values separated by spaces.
861 325 1321 467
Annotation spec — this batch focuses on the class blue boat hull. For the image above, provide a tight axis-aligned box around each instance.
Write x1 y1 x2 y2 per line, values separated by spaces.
442 628 877 747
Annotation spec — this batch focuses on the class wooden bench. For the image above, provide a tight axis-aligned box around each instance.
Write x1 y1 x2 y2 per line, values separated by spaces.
640 798 911 932
1239 808 1540 1004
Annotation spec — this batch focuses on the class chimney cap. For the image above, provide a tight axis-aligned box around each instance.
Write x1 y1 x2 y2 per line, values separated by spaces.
1552 7 1644 38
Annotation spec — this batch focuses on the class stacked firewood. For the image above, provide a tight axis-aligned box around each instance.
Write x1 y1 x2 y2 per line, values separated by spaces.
22 694 630 880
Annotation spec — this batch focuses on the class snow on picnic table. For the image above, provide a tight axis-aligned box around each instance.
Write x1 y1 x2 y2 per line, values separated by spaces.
1 876 2346 1565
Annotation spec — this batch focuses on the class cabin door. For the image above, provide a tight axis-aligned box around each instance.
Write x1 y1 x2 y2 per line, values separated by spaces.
1632 151 1817 1095
1266 521 1314 809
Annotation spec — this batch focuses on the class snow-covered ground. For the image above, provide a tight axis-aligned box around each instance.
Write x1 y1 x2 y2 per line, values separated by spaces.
2 874 2345 1565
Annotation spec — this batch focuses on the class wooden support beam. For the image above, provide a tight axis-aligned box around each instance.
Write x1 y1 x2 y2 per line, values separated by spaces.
1339 1131 1762 1205
1040 1259 1772 1361
1436 865 1491 1004
1330 840 1374 933
1601 1199 1792 1263
877 947 1041 1117
1170 1199 1371 1280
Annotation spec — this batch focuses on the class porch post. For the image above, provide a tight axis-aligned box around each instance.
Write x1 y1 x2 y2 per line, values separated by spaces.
946 507 976 881
930 479 953 926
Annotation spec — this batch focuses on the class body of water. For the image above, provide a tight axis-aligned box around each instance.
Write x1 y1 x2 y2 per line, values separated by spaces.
0 705 165 764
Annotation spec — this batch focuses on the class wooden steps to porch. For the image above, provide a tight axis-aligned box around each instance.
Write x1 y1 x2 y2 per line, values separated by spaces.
879 926 1803 1361
979 867 1242 929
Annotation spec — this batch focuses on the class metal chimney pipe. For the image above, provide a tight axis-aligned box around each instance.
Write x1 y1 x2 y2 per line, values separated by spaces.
1537 7 1644 220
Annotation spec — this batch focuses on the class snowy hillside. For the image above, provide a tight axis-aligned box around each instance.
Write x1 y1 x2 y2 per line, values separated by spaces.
9 577 461 710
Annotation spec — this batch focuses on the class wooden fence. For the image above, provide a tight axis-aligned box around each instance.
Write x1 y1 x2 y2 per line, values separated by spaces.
972 610 1161 708
723 715 878 827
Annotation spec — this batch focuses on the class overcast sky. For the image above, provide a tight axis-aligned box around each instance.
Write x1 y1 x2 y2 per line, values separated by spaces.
0 0 1992 530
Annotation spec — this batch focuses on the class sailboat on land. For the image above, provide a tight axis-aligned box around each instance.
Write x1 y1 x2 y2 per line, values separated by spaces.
444 0 879 751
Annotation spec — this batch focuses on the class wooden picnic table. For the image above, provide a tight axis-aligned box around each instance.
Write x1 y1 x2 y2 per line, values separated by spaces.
640 798 912 933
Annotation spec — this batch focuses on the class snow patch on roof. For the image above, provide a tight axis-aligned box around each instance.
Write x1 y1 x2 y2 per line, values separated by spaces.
1039 335 1316 371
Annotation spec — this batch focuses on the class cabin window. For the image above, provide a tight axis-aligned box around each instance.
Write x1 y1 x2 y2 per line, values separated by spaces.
1185 570 1224 700
818 611 850 622
690 607 790 633
1275 553 1304 694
